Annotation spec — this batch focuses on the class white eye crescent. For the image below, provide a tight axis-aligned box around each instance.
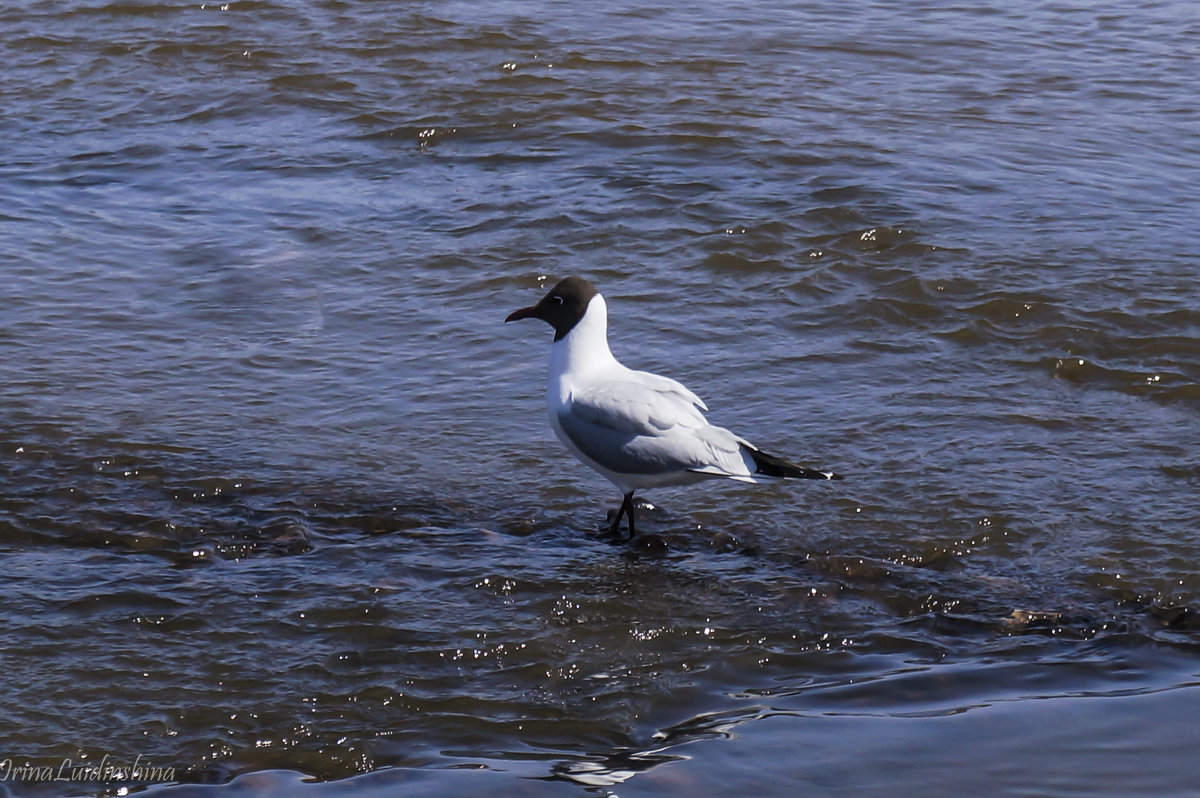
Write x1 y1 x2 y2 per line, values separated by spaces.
551 295 564 305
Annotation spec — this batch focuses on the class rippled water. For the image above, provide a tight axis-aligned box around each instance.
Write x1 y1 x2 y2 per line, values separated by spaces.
2 0 1199 795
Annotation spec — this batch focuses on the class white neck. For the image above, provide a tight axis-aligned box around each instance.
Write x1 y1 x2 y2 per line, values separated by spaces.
547 294 619 399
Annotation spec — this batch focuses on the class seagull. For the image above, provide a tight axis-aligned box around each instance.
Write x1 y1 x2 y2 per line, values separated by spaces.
505 276 842 539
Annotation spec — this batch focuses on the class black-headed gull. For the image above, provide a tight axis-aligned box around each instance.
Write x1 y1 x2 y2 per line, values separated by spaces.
506 276 842 539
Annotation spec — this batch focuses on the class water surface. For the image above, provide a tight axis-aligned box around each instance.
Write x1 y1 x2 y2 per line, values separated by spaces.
2 0 1199 795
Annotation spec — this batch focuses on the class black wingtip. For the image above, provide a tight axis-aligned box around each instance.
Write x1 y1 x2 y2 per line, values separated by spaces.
748 446 843 481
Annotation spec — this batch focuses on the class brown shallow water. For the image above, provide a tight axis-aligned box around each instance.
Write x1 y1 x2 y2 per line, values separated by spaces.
1 0 1199 795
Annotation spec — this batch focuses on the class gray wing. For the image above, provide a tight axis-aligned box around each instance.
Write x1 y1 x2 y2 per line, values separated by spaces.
558 379 751 477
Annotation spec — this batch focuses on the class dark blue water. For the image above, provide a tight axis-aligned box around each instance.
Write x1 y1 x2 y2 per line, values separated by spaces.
1 1 1199 795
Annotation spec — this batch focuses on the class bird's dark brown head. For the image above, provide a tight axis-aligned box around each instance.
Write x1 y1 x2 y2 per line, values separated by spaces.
505 276 599 342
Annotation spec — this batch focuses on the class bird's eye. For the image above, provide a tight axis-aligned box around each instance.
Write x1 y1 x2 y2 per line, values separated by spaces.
551 295 564 305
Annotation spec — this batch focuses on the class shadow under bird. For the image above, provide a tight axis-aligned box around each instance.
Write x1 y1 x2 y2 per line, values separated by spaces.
505 276 842 540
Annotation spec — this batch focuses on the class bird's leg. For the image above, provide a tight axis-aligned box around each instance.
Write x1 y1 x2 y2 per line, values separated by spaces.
624 492 636 540
608 492 627 537
607 491 636 540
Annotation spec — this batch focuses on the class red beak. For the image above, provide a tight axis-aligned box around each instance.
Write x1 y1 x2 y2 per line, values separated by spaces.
505 305 539 323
